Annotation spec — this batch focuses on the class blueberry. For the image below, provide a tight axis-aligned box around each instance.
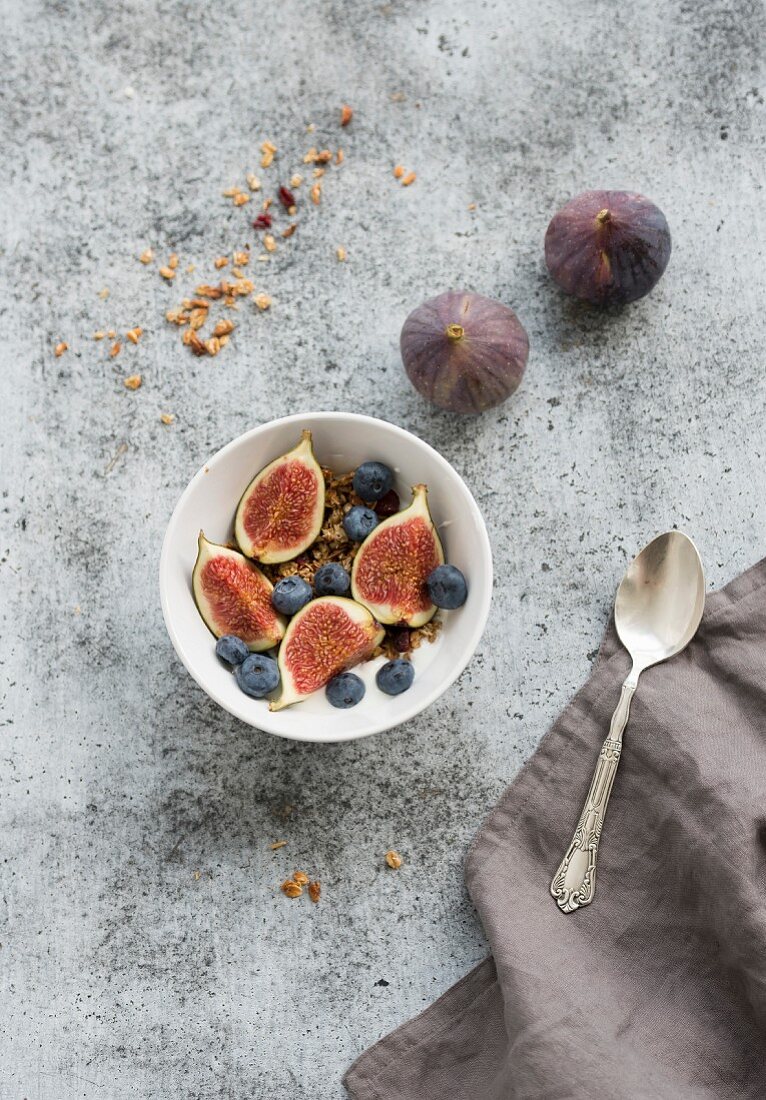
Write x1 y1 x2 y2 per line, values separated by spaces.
343 505 379 542
314 562 350 596
215 634 249 667
426 564 468 609
376 658 415 696
235 653 280 698
353 461 394 502
271 575 313 616
326 671 365 708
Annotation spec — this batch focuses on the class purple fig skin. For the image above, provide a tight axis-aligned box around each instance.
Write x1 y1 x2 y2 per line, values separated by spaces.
544 190 671 307
400 290 529 415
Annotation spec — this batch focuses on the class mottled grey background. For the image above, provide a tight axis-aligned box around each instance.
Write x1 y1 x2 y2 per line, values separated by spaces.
1 0 764 1096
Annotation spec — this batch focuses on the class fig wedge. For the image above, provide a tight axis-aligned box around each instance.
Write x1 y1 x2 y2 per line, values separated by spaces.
270 596 384 710
192 532 286 651
235 430 325 563
351 484 444 627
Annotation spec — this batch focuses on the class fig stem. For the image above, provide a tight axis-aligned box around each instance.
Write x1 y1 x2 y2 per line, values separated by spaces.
595 208 611 225
445 323 465 342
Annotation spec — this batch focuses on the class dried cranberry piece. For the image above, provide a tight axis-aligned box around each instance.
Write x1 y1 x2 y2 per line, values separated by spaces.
278 186 296 210
392 628 411 653
253 212 273 230
374 489 400 517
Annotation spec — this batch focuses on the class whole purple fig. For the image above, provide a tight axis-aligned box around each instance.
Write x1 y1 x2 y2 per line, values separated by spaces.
400 291 529 415
545 190 671 306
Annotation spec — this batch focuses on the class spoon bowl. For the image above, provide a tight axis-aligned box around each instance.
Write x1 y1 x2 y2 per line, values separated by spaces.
615 532 706 671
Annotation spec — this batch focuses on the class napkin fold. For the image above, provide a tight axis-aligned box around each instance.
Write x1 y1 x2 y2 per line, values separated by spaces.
345 558 766 1099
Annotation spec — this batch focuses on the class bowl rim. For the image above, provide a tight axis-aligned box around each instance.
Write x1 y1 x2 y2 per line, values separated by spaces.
159 411 493 743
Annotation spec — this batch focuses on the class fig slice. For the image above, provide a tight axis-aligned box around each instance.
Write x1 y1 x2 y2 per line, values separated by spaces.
351 484 444 627
192 532 286 651
234 430 325 563
270 596 384 710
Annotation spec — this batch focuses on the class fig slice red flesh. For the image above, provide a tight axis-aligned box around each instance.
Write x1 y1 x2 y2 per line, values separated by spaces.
192 532 286 651
351 484 444 627
235 430 325 563
270 596 384 710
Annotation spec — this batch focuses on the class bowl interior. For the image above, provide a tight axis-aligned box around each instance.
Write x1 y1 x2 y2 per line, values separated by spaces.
160 413 492 742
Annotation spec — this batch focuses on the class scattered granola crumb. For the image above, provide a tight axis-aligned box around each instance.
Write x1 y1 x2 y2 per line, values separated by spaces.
159 266 176 280
123 373 141 390
290 173 303 188
233 192 250 206
293 871 309 886
107 329 117 339
281 879 303 899
303 146 318 164
205 336 221 356
402 171 417 187
281 224 297 239
310 182 322 205
260 140 277 168
98 287 110 299
335 148 344 165
336 245 347 262
196 283 223 299
308 881 321 903
340 104 353 127
160 413 175 425
213 318 235 337
246 173 261 192
219 334 230 347
467 203 477 211
214 256 229 269
190 332 207 356
222 186 239 197
139 248 154 264
168 253 179 270
316 149 332 164
393 165 405 179
263 234 277 252
125 327 143 344
54 341 68 357
385 849 403 869
269 840 288 851
312 166 325 179
186 264 196 273
93 331 105 340
110 342 122 358
254 293 272 311
233 250 249 266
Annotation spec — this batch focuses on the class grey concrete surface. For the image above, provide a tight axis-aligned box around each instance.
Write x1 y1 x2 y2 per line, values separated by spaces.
1 0 765 1095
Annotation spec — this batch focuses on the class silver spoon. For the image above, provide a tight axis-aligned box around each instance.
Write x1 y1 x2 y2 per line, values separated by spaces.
551 531 705 913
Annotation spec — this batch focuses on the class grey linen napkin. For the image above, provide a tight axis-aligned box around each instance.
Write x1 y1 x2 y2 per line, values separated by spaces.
345 558 766 1099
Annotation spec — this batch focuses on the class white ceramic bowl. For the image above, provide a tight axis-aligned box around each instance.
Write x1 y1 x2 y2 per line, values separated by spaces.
159 413 492 743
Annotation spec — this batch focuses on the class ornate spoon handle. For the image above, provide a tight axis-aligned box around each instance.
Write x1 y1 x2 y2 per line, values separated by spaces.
550 671 638 913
